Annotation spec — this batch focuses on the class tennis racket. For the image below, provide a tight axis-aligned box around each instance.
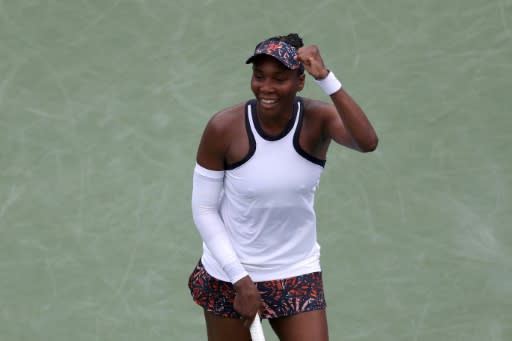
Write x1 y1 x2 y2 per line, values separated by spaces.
249 314 265 341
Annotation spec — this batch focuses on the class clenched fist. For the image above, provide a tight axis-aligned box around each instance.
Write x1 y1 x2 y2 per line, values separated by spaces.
296 45 330 80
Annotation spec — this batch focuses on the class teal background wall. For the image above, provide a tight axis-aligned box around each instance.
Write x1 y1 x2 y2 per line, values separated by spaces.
1 1 511 340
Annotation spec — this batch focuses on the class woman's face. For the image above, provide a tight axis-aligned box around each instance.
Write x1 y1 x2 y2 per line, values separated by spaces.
250 55 305 116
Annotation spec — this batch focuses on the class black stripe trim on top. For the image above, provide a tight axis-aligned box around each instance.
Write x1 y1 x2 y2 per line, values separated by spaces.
293 97 326 167
250 99 297 141
224 101 257 170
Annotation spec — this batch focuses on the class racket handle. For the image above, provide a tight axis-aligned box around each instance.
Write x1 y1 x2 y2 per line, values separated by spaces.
249 314 265 341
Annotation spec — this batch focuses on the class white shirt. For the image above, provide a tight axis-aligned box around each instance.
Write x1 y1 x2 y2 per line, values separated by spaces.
201 97 326 282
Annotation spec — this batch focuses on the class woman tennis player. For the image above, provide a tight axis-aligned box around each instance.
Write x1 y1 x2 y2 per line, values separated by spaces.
188 33 378 340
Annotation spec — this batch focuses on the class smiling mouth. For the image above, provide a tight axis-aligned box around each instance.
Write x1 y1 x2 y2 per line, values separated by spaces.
260 98 277 105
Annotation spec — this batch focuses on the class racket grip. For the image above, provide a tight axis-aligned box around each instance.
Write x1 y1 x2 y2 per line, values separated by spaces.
249 314 265 341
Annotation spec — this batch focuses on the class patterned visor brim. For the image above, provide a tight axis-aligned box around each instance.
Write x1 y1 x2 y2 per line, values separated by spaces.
245 39 302 70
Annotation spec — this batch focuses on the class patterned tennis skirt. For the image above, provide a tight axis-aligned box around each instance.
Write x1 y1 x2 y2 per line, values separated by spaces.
188 260 326 319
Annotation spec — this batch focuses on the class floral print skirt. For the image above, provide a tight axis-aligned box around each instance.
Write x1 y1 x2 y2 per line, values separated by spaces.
188 260 326 319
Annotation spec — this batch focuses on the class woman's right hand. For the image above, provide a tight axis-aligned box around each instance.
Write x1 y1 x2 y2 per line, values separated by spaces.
233 275 262 327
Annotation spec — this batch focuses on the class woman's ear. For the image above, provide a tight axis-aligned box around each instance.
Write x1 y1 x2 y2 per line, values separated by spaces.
297 73 306 92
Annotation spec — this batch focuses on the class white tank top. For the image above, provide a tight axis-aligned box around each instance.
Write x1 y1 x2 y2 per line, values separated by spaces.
202 97 326 282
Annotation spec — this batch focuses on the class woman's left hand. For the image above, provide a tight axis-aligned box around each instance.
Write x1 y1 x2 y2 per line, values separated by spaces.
296 45 330 80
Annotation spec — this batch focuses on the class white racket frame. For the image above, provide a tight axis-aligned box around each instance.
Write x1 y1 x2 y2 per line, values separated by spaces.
249 314 265 341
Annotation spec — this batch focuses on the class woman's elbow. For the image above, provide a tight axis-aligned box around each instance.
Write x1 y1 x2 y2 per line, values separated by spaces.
359 135 379 153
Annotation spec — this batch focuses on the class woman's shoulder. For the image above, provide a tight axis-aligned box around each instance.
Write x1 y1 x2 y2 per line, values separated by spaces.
214 101 246 118
205 101 246 134
301 97 335 118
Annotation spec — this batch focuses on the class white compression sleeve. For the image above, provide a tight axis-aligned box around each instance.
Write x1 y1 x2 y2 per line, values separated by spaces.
191 164 248 283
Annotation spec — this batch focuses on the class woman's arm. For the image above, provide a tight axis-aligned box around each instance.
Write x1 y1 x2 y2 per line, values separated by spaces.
297 45 378 152
192 112 262 325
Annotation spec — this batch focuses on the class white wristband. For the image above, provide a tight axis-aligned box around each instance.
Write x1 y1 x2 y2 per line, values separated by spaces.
314 71 342 95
